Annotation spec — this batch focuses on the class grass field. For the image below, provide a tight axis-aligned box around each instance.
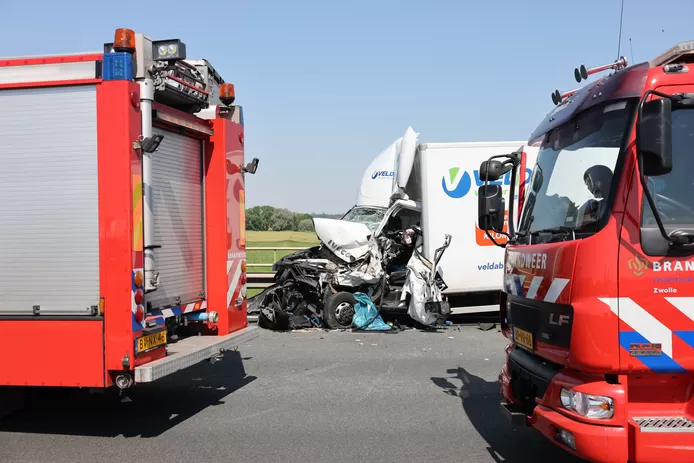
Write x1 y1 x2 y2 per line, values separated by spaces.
246 230 318 297
246 231 318 274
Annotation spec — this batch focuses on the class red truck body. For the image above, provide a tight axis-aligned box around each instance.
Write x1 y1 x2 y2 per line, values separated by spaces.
485 43 694 462
0 29 257 390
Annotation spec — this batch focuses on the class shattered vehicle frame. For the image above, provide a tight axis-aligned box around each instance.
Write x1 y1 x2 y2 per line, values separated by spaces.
254 199 452 331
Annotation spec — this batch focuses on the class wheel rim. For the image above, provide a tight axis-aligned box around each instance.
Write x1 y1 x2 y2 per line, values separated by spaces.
334 301 354 326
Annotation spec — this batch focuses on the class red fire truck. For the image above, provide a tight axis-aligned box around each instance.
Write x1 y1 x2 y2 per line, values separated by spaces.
477 42 694 462
0 28 258 395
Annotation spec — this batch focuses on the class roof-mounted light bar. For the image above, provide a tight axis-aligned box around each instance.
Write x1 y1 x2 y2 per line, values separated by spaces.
650 40 694 67
574 56 628 83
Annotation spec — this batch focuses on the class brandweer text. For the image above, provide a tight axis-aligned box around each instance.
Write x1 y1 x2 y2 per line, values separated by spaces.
652 261 694 272
508 252 547 270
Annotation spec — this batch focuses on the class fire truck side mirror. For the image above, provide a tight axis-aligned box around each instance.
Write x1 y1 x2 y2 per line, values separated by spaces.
478 184 505 232
638 98 673 176
479 160 504 181
141 134 164 153
244 158 259 174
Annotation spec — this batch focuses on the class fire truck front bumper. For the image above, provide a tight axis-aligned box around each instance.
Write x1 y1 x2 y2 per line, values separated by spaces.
499 347 694 462
530 405 627 462
500 366 629 462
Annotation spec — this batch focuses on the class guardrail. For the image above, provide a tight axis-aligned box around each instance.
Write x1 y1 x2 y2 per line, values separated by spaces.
246 246 305 290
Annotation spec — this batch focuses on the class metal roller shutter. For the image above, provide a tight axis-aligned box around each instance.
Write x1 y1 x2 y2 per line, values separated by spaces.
0 86 100 316
148 129 205 310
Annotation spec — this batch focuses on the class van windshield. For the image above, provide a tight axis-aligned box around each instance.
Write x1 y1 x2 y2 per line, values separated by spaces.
518 99 635 242
341 206 386 231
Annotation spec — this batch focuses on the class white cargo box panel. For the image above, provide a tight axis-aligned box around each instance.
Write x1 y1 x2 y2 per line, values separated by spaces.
0 86 100 316
418 142 531 294
147 129 205 310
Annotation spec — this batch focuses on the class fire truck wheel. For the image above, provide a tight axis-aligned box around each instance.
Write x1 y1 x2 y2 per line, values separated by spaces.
323 291 357 330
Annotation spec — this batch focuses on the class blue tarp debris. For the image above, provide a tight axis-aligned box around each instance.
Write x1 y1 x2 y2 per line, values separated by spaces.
352 292 391 331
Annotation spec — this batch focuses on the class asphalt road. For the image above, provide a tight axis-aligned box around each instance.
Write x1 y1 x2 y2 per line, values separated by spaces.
0 325 584 463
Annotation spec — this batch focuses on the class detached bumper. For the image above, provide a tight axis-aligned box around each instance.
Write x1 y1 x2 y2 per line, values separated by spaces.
134 326 258 383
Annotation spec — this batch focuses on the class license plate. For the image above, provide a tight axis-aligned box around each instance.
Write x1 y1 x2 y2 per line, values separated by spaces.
135 330 167 354
513 327 533 351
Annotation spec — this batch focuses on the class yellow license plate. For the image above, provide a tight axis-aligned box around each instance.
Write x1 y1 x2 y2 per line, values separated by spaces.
514 327 534 351
136 330 167 354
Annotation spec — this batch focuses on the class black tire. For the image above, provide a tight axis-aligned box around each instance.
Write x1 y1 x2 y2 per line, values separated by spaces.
323 291 357 330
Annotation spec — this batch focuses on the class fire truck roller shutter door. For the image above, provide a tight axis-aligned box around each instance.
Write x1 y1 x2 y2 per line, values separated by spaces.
0 85 100 316
147 129 205 311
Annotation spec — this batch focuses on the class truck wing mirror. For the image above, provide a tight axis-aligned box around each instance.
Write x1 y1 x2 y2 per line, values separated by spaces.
479 160 504 182
242 157 259 174
478 184 505 232
637 97 672 176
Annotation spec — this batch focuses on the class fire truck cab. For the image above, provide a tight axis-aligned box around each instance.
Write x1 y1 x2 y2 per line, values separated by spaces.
478 42 694 462
0 28 257 393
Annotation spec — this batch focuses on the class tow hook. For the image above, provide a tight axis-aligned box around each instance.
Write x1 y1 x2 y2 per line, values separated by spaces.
116 372 133 394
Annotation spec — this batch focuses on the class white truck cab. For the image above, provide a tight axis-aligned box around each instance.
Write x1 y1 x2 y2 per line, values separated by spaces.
349 127 539 314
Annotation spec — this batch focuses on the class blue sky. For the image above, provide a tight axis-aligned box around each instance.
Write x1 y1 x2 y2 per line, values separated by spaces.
2 0 693 213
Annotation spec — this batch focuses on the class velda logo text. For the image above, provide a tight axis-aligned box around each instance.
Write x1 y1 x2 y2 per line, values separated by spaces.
371 170 394 180
441 167 533 199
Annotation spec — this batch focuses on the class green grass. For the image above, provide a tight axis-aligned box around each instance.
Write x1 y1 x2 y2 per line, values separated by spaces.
246 231 318 298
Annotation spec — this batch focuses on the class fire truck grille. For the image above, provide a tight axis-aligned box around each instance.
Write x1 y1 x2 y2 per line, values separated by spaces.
634 416 694 433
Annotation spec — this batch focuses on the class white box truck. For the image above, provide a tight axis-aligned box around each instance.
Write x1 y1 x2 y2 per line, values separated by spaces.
255 127 538 330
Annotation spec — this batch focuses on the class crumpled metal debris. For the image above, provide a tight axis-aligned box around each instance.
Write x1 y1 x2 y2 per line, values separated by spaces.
401 234 452 327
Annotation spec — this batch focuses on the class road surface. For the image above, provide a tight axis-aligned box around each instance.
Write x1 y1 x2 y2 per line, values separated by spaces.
0 325 584 463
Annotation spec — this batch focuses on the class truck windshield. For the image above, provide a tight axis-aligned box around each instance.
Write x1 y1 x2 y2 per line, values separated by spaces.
341 206 386 231
518 99 635 242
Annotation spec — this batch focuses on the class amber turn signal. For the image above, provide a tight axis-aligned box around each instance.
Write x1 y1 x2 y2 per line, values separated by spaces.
134 270 144 288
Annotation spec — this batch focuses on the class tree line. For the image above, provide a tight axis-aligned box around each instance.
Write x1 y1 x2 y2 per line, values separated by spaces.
246 206 342 231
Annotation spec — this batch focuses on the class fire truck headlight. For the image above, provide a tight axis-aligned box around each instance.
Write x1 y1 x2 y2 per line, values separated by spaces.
152 39 187 61
560 388 614 419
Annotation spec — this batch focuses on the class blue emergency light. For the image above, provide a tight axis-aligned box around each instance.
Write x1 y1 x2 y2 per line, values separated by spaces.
102 52 133 81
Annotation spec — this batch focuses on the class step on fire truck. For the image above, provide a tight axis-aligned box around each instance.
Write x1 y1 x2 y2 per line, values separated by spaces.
478 42 694 462
0 28 258 396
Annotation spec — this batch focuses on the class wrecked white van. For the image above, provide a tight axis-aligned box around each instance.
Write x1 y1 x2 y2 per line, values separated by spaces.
254 127 538 330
